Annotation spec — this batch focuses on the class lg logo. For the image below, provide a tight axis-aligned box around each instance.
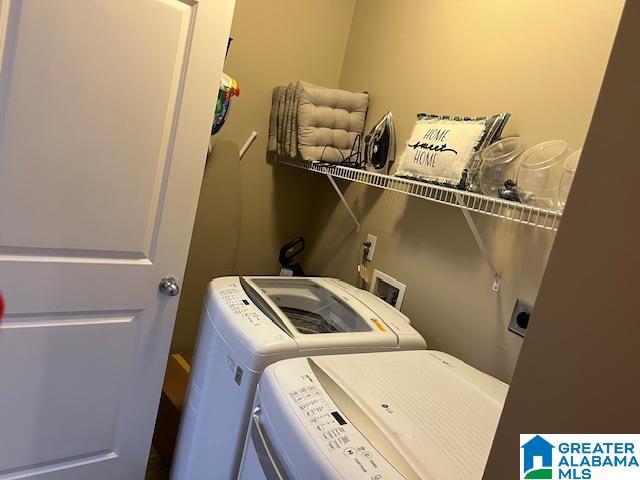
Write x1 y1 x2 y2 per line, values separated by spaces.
381 403 394 414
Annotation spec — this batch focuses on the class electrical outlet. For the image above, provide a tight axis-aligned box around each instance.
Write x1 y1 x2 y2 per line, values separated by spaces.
365 234 377 261
509 299 533 337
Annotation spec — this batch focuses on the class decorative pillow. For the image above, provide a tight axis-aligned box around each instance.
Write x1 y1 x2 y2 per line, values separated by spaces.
395 112 510 188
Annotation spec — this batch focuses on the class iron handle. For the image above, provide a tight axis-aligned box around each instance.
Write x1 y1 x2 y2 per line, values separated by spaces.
159 277 180 297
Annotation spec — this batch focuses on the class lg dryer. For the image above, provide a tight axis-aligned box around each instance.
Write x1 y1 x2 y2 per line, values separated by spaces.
172 276 426 480
238 350 508 480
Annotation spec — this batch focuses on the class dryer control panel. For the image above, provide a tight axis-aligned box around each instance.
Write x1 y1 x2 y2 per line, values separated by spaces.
280 365 407 479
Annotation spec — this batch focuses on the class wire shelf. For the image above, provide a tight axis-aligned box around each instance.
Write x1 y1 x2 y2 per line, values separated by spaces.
279 157 562 231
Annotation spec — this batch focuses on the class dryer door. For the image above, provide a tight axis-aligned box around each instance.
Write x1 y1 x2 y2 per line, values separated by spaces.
238 407 291 480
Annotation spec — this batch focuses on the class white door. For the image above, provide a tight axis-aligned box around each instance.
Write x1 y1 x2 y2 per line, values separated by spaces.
0 1 235 479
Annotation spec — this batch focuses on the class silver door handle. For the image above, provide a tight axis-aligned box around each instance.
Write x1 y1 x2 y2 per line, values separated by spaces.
250 407 289 480
159 277 180 296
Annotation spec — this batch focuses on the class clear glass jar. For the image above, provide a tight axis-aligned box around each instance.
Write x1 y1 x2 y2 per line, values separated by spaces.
558 148 581 210
465 151 483 193
517 140 568 209
478 137 526 199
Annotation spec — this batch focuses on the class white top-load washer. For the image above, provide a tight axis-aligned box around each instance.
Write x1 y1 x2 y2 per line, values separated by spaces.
172 276 426 480
238 350 508 480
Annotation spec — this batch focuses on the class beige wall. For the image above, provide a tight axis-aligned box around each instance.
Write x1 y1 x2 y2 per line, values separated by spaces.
171 0 357 352
304 0 623 381
172 0 623 380
486 2 639 474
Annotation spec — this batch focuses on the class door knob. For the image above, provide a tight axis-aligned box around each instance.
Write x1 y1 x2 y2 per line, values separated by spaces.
159 277 180 297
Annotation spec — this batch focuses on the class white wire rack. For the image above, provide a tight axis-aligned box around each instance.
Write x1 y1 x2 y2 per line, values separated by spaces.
279 157 562 231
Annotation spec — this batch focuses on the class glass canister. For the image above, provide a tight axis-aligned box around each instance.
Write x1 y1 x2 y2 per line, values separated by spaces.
558 148 581 210
478 137 526 200
465 151 483 193
517 140 568 209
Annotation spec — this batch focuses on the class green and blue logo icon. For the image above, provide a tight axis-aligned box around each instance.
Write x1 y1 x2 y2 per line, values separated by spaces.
521 435 554 479
520 434 640 479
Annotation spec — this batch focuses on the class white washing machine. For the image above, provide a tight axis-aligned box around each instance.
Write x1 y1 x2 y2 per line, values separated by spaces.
171 276 426 480
238 350 508 480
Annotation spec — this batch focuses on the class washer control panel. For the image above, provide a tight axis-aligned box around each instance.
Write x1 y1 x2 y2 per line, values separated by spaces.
210 278 296 357
218 286 263 326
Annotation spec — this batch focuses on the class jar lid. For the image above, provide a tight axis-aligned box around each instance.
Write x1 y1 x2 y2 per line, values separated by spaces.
520 140 568 170
479 137 525 166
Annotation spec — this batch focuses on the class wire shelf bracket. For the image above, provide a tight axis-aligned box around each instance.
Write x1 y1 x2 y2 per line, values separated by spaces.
456 193 501 292
326 174 360 232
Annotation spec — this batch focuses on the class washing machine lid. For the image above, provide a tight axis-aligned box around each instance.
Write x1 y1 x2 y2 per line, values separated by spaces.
240 277 399 349
262 351 508 480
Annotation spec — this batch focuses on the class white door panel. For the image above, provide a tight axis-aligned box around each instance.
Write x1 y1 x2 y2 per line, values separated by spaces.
0 0 236 478
0 0 191 255
0 314 135 472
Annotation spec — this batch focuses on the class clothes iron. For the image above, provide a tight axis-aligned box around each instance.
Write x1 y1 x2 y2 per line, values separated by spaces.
364 111 396 174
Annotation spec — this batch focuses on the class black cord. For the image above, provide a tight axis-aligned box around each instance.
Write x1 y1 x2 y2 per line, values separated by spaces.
357 240 372 290
314 133 366 170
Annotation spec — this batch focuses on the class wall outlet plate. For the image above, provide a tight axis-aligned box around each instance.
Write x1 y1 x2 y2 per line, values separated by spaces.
370 269 406 311
365 234 377 261
509 299 533 337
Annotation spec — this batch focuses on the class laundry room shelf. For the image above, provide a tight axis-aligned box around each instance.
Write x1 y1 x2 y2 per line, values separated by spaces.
279 157 562 231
